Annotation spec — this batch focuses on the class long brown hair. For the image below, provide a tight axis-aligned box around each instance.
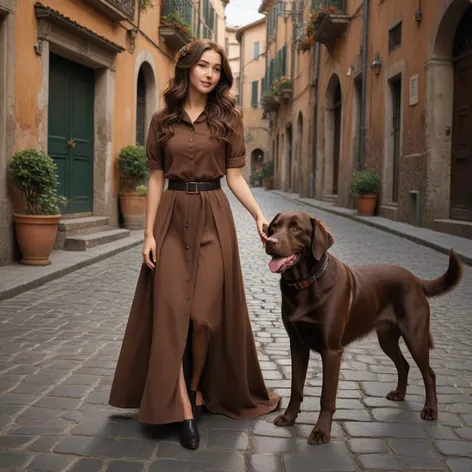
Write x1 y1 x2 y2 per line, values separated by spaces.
156 39 241 144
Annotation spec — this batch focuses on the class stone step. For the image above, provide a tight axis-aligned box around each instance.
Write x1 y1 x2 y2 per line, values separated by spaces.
322 194 337 204
64 229 130 251
58 216 110 235
433 219 472 240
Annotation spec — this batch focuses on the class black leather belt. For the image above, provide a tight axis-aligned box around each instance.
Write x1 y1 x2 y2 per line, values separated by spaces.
168 179 221 194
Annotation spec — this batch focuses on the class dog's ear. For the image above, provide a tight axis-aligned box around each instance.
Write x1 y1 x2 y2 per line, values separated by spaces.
266 213 281 236
310 218 335 260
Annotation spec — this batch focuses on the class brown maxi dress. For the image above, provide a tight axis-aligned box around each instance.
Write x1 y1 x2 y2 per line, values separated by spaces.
108 110 281 424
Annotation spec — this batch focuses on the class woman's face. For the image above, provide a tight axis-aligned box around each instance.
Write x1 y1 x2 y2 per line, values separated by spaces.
189 49 222 95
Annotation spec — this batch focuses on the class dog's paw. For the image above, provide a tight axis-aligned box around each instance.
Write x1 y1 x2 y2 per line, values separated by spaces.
386 390 405 401
273 413 296 427
308 428 330 445
421 406 438 421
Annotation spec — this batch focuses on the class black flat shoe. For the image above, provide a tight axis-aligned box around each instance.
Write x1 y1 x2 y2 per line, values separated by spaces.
180 419 199 450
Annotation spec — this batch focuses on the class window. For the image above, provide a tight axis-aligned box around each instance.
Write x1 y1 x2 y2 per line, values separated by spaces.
202 0 216 40
225 37 229 54
253 41 260 59
251 81 259 108
389 22 402 52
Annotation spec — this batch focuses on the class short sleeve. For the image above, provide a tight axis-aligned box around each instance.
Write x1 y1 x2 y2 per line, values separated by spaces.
145 113 164 170
225 115 246 169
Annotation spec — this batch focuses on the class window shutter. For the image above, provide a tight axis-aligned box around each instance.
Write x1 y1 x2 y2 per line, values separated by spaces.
251 81 259 108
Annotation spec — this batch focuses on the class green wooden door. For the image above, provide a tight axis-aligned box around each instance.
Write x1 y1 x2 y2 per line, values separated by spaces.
48 54 94 214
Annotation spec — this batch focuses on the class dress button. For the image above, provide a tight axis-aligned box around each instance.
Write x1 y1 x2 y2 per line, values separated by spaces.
189 139 193 142
186 278 190 282
185 223 189 228
186 296 190 301
186 246 190 250
190 127 195 131
185 260 190 264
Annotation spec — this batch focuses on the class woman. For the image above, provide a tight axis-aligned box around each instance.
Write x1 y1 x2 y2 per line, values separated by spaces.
108 39 280 450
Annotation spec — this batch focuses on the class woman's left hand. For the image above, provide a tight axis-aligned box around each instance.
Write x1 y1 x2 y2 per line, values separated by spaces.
256 215 269 245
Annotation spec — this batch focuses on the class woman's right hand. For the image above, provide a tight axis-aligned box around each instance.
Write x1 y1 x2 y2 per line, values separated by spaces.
142 235 157 270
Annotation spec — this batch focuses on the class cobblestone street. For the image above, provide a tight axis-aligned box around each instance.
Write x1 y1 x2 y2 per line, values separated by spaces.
1 187 472 472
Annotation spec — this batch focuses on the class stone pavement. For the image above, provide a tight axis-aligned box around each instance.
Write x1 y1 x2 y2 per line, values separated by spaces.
0 187 471 472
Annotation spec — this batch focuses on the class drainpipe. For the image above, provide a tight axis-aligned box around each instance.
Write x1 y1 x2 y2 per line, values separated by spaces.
359 0 369 171
311 42 320 198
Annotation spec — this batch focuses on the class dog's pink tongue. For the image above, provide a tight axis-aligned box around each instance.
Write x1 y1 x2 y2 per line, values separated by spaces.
269 256 290 273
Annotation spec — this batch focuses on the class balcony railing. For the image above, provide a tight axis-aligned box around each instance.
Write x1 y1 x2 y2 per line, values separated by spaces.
314 0 347 13
160 0 194 49
83 0 136 21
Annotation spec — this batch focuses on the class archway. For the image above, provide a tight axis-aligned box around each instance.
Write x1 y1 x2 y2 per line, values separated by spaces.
135 60 157 146
450 5 472 220
251 148 264 186
426 0 472 224
285 125 293 192
324 74 342 196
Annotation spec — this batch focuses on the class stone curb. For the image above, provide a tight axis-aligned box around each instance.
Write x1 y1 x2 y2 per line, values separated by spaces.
273 190 472 267
0 234 144 302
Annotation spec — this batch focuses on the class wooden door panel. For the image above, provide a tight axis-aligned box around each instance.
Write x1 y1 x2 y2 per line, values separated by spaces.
69 64 94 213
48 55 70 212
451 54 472 221
48 54 94 214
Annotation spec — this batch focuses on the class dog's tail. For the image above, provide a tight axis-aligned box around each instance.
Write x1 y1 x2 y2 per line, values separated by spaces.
418 249 463 299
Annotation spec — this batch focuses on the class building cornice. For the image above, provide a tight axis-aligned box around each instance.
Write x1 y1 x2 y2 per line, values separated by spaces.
235 17 266 42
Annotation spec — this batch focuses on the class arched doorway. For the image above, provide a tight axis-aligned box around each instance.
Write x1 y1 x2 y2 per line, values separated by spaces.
135 61 157 146
295 112 303 193
285 125 293 192
426 0 472 224
251 148 264 186
451 5 472 220
136 68 146 145
325 74 342 196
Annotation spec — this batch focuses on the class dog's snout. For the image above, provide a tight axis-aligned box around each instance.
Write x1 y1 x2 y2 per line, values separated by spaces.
266 237 279 249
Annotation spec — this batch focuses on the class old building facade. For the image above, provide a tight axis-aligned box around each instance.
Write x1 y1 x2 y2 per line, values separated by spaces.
0 0 227 266
225 25 240 105
236 17 271 185
260 0 472 238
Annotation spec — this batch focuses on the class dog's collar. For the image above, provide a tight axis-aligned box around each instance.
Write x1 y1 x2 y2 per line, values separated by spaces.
283 253 329 291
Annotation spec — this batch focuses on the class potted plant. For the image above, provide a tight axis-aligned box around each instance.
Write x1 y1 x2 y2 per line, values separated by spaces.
7 148 67 266
300 4 339 51
118 145 149 230
349 169 381 216
261 88 281 113
261 160 275 190
160 12 194 42
274 77 293 102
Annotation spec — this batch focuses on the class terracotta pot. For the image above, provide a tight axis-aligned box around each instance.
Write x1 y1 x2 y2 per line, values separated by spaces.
356 194 377 216
263 179 274 190
13 213 61 266
119 192 146 230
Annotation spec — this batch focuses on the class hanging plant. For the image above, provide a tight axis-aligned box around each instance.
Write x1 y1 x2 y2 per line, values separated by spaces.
300 4 339 51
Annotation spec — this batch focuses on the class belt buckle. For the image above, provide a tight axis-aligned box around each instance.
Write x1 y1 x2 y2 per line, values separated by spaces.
185 181 199 194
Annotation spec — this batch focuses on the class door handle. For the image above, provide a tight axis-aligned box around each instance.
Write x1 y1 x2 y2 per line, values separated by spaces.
67 138 76 149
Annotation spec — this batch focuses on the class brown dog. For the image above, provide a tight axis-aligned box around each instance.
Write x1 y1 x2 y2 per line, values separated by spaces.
264 212 463 445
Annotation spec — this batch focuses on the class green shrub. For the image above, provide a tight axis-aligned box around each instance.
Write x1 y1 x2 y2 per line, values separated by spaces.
118 145 148 191
7 148 67 215
349 169 381 196
136 184 148 196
